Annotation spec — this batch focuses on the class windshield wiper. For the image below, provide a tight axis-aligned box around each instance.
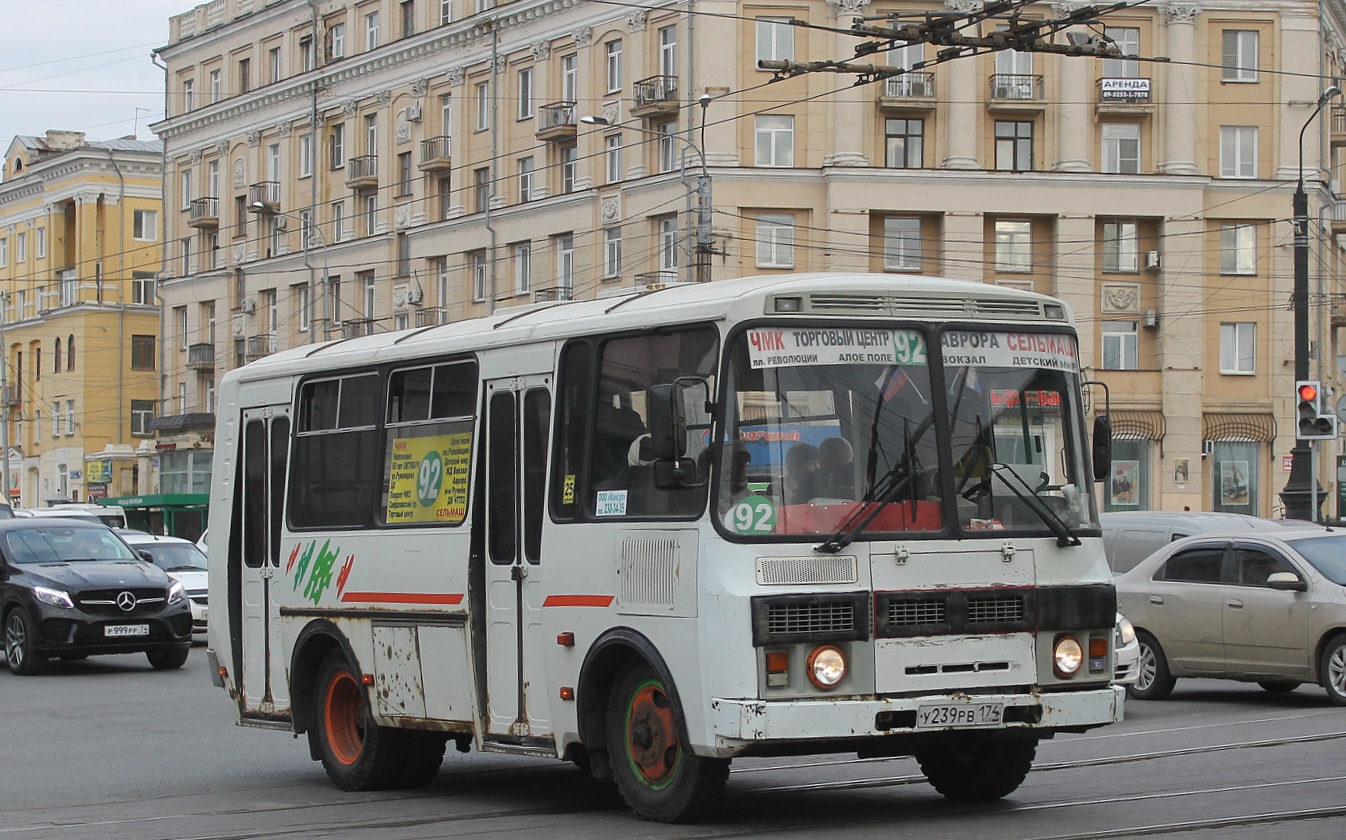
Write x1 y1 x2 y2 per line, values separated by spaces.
816 417 923 554
985 463 1081 547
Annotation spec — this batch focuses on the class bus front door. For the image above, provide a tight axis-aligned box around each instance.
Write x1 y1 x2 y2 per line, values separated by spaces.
482 376 552 742
235 406 291 718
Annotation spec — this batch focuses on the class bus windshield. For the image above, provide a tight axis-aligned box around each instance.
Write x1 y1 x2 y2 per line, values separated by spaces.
718 324 1097 542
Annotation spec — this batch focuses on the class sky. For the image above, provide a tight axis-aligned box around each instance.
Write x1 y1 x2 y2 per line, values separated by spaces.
0 0 189 147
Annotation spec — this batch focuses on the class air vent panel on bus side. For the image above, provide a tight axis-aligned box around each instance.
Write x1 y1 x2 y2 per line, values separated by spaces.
615 531 698 618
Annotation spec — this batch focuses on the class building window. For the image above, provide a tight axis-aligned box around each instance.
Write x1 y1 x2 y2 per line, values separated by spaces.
366 10 381 50
439 92 452 133
437 175 452 219
754 115 794 167
328 24 345 60
364 113 378 155
397 152 413 196
474 167 491 212
1101 321 1139 370
555 233 574 294
517 67 533 120
884 118 923 168
175 306 188 349
132 271 156 305
517 156 534 203
0 238 6 267
1222 30 1258 82
440 0 452 25
183 79 194 112
658 216 678 271
1101 123 1140 174
471 250 487 301
238 57 250 94
131 401 156 438
209 69 221 102
300 133 314 177
756 17 794 63
180 169 193 210
54 339 61 373
1102 27 1139 78
296 284 310 333
1102 220 1139 272
1220 223 1256 275
361 270 376 320
1219 126 1257 178
605 40 622 93
131 335 156 371
560 144 577 194
269 47 282 84
1212 441 1259 514
329 123 345 168
363 193 378 236
401 0 415 38
756 213 795 269
15 232 24 262
659 25 677 77
657 120 677 173
65 399 75 435
1220 322 1255 374
562 54 578 103
34 229 45 260
301 35 315 69
993 219 1032 272
475 81 489 131
883 217 922 271
1104 439 1150 511
995 120 1033 171
332 200 346 241
331 276 343 325
604 227 622 278
67 336 75 372
605 134 623 183
512 241 531 294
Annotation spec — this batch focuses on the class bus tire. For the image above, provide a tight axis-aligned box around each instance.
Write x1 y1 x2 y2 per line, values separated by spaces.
606 660 728 823
915 734 1036 801
314 650 405 791
1127 630 1177 701
396 732 448 788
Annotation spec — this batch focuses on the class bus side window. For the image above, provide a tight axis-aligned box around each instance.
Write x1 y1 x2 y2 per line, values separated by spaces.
551 340 593 521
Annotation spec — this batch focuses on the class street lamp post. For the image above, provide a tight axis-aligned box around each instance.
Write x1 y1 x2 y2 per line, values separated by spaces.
1281 85 1341 521
249 203 330 342
581 94 714 283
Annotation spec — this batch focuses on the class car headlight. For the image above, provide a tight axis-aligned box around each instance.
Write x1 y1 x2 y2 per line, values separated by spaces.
1115 616 1136 646
167 581 187 606
806 645 847 690
1053 635 1084 678
34 585 74 609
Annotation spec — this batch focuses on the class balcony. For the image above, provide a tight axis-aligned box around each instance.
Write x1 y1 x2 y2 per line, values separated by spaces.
878 72 936 110
1333 106 1346 147
1332 199 1346 235
186 342 215 371
414 307 447 327
1096 77 1154 116
634 270 683 290
244 333 275 361
346 155 378 191
418 135 452 171
534 285 574 302
248 181 280 212
536 101 578 141
632 75 679 117
986 74 1045 111
341 319 378 339
188 197 220 229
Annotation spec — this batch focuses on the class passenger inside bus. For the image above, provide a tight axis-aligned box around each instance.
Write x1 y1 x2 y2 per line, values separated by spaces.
593 399 647 488
807 436 855 500
782 442 819 505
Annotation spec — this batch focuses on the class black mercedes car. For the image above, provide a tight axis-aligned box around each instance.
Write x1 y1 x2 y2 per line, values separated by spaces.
1 519 193 675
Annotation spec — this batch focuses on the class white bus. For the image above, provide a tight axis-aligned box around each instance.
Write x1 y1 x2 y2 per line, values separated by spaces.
206 272 1122 822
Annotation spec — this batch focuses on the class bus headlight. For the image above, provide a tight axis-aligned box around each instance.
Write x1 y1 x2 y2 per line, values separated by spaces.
806 645 846 690
1053 635 1084 678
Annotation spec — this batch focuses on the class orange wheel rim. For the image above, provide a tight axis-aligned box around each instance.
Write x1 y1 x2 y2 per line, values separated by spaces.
324 669 364 766
624 680 681 787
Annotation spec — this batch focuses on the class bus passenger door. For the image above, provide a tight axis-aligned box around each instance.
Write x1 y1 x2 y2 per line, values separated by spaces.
235 406 291 717
483 375 552 741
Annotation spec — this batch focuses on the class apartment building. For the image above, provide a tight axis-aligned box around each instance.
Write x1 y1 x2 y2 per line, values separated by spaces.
152 0 1346 518
0 131 163 507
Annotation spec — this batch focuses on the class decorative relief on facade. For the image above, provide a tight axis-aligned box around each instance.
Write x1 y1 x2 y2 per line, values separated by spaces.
278 121 293 138
74 192 99 206
601 99 622 124
189 150 202 164
342 101 359 118
215 140 229 155
233 158 247 188
446 67 465 87
412 79 428 96
826 0 872 13
571 27 593 47
396 110 412 144
246 130 261 147
942 0 983 11
375 90 392 107
395 205 411 229
1101 283 1142 314
1164 3 1200 25
601 194 621 223
1051 2 1091 15
233 245 246 264
626 10 647 32
531 40 551 61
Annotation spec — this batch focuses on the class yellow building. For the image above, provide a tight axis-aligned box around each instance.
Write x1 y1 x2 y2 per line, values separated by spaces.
0 131 163 507
152 0 1346 518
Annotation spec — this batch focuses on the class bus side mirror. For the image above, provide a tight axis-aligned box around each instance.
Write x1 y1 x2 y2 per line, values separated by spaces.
1092 415 1112 482
646 383 687 460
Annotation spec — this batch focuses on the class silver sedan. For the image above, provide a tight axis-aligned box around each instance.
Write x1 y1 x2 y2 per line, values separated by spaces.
1116 528 1346 704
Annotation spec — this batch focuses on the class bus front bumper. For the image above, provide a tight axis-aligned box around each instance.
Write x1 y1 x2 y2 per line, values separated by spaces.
708 684 1123 752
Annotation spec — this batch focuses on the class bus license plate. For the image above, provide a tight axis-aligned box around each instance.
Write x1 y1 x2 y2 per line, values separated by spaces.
105 624 150 637
916 703 1003 728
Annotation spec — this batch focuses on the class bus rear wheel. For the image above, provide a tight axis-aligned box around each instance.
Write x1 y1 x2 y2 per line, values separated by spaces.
606 660 729 823
314 650 404 791
915 734 1036 801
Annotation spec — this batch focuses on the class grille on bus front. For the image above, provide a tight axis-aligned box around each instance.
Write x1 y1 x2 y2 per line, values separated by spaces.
876 589 1035 638
750 592 869 646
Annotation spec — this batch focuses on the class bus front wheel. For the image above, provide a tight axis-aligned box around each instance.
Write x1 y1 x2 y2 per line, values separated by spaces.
606 660 729 823
915 734 1036 801
314 650 404 791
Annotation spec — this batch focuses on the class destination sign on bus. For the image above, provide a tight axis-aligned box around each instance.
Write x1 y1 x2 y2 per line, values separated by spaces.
386 431 472 523
746 328 927 369
941 331 1079 373
989 389 1062 408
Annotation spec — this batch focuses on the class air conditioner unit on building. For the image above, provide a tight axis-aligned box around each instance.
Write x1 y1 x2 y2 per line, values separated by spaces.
406 103 423 122
1143 309 1158 328
273 215 287 230
407 288 423 305
240 298 257 314
1145 251 1160 270
994 86 1012 99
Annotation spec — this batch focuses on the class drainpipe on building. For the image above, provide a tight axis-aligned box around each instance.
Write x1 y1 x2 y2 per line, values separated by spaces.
108 148 128 446
152 51 170 446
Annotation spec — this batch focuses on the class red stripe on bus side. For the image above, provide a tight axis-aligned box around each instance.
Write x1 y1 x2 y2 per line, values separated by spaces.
542 595 615 608
340 591 465 605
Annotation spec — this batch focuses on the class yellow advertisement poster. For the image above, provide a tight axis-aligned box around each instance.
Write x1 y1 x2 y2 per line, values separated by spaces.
386 431 473 524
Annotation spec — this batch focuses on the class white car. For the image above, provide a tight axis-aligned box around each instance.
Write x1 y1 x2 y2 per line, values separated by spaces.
119 532 208 636
1114 613 1140 685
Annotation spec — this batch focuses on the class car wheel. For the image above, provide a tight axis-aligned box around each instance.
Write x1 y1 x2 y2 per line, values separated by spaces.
1257 681 1301 694
146 647 190 670
607 660 729 823
1320 635 1346 707
314 649 405 791
1127 631 1176 701
915 734 1037 801
4 608 46 676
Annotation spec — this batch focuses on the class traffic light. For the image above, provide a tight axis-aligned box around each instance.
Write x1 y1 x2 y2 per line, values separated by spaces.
1296 380 1339 440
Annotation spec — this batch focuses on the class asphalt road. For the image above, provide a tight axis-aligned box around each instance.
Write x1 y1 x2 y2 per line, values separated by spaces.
2 646 1344 840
